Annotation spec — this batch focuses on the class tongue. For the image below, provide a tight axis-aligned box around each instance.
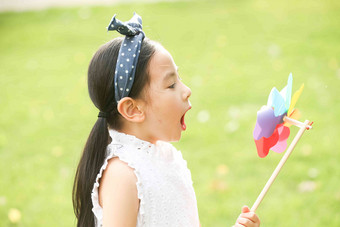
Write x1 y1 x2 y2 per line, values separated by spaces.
181 114 186 130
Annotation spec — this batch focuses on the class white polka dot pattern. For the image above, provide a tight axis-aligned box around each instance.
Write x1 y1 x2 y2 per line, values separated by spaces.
107 13 145 103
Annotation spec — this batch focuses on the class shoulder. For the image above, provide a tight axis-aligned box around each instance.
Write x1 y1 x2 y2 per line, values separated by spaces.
99 157 139 226
99 157 138 203
103 157 137 181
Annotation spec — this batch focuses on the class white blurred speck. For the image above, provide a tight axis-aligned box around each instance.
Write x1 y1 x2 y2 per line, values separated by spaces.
197 110 210 123
0 196 7 206
8 208 21 223
43 108 54 121
308 168 319 179
228 106 240 119
51 146 63 157
298 181 316 193
255 0 269 9
328 58 338 69
60 167 71 178
191 76 202 87
268 44 281 58
335 191 340 201
78 7 91 20
301 144 312 156
216 164 229 176
337 68 340 80
29 105 39 118
210 179 228 192
224 120 239 133
25 59 38 70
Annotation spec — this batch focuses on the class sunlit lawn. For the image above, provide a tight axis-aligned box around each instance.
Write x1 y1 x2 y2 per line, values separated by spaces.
0 0 339 226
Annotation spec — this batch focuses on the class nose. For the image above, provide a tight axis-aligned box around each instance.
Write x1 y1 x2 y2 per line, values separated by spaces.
182 83 192 100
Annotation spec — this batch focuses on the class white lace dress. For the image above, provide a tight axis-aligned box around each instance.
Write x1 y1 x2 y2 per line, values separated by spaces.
91 129 200 227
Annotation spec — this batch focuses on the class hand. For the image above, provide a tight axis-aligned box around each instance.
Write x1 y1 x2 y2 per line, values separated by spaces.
233 206 260 227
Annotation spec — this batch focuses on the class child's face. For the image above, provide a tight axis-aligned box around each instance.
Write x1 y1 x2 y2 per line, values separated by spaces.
141 45 192 143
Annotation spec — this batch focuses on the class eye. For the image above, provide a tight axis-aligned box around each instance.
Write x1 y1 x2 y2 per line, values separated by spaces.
168 83 176 89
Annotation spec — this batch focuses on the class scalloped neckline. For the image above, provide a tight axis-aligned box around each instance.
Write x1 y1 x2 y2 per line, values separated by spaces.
108 129 176 161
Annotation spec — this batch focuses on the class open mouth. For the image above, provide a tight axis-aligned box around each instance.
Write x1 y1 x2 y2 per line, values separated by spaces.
180 106 192 131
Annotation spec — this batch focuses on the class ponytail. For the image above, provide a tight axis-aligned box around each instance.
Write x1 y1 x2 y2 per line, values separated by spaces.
73 118 109 226
72 38 156 226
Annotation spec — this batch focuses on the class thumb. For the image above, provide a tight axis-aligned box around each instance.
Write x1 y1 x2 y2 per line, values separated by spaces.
242 205 250 213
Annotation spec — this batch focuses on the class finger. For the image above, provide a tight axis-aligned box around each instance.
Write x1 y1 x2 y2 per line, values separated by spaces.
234 223 246 227
237 217 254 226
240 212 260 224
242 205 250 213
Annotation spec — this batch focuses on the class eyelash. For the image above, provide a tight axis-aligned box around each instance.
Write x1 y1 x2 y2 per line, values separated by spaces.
168 75 181 89
168 83 176 89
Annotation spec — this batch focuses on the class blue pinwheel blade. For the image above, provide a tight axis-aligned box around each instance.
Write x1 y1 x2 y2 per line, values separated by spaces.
280 73 292 111
267 87 286 117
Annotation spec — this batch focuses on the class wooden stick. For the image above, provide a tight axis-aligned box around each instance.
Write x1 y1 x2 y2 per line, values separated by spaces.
250 120 310 212
284 116 313 129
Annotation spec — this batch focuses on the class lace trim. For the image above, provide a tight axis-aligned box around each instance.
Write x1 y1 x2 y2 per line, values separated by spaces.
108 129 177 161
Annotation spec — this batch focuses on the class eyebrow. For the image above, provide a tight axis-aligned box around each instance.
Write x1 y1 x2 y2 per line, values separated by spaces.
163 66 179 82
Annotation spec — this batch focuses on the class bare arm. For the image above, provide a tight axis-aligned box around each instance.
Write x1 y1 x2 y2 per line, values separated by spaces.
99 157 139 227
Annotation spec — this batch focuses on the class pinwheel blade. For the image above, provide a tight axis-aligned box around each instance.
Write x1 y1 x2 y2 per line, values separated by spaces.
254 128 279 158
284 109 301 127
280 73 292 110
253 106 283 140
288 83 304 116
271 124 290 153
267 87 286 117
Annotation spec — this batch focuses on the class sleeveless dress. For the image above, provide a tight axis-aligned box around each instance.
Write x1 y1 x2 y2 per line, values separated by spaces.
91 129 200 227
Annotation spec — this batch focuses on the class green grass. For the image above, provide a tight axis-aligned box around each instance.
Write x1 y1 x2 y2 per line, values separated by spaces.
1 0 340 226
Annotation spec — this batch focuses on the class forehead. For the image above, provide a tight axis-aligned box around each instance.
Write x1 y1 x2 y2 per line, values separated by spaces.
148 45 177 84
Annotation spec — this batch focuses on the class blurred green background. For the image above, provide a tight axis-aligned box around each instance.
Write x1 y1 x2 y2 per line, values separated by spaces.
1 0 339 226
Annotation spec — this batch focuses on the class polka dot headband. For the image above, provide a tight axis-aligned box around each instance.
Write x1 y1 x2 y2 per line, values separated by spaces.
107 13 145 104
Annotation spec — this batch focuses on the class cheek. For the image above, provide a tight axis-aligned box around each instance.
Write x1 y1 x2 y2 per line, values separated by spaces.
147 94 181 125
146 104 166 126
151 105 176 127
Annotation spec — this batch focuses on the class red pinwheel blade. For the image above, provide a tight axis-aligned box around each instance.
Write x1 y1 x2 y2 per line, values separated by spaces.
254 128 279 158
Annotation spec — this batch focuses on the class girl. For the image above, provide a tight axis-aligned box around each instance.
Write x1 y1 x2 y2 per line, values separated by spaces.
73 13 260 227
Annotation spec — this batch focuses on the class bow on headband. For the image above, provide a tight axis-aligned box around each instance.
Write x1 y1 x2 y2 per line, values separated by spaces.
107 13 145 103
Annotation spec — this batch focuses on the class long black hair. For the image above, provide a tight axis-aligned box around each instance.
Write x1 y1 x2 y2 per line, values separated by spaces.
72 37 156 227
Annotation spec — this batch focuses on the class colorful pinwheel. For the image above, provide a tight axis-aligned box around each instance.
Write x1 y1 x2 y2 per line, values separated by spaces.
250 73 313 212
253 73 305 158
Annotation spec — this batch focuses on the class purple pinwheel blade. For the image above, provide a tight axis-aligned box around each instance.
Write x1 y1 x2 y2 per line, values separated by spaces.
253 106 283 140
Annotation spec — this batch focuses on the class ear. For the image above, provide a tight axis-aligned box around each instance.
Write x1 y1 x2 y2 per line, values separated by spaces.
117 97 145 123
